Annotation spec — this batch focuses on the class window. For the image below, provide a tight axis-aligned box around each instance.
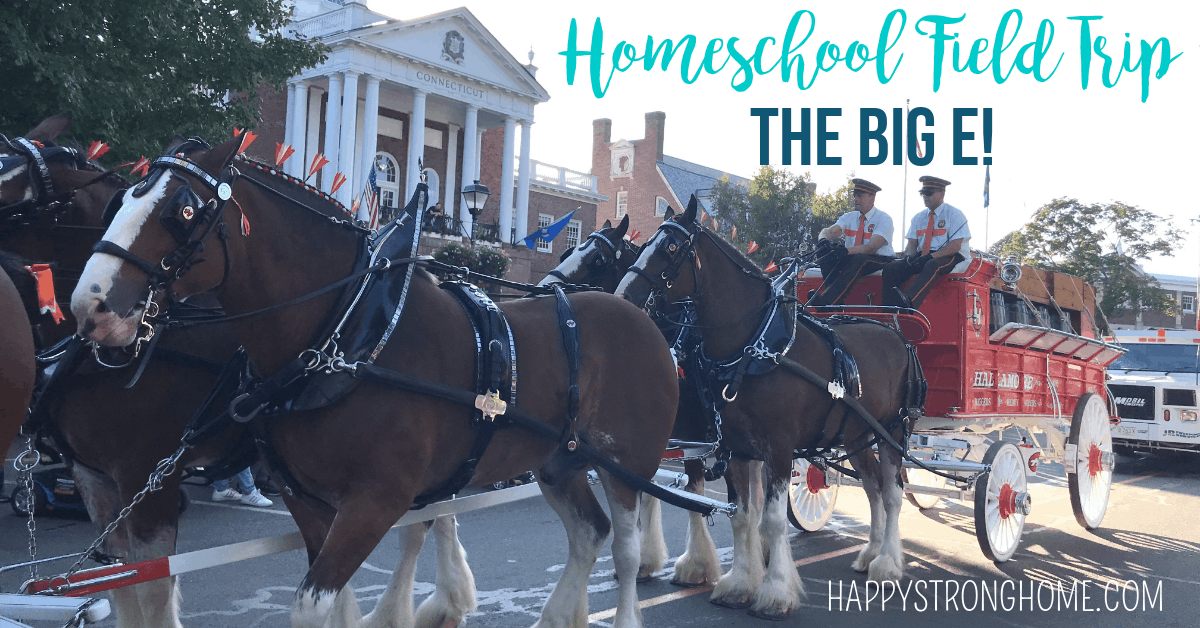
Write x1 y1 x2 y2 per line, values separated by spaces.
375 152 400 212
616 191 628 218
1184 295 1195 313
536 214 554 253
655 196 669 217
565 220 582 249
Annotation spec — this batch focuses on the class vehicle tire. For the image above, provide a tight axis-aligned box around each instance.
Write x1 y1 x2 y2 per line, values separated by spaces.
903 467 946 510
786 458 839 532
11 484 46 517
1068 392 1114 529
178 487 190 514
973 441 1029 563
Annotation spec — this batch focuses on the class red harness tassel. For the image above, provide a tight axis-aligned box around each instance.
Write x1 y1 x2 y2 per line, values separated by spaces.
25 264 65 324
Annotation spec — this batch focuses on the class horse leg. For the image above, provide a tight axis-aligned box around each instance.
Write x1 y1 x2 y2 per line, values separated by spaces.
868 444 906 582
72 465 155 628
361 521 431 628
414 516 477 628
291 501 404 628
597 469 647 628
749 455 804 620
121 486 185 628
710 458 764 609
849 445 886 573
532 470 609 628
670 458 720 587
636 494 667 581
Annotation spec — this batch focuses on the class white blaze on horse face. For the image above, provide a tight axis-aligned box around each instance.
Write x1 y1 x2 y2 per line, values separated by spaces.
539 239 594 286
0 161 31 197
71 175 171 314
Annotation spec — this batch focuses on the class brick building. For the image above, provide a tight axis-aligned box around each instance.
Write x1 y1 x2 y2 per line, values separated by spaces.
245 1 605 284
591 112 748 241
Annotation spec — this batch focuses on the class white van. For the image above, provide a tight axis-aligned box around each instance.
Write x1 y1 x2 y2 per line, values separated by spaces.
1108 329 1200 454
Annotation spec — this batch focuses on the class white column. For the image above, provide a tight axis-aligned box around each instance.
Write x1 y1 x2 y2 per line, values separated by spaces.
322 73 343 194
515 121 533 241
499 116 517 244
289 81 309 178
358 75 381 222
406 89 427 204
475 129 483 181
459 106 478 233
284 82 296 160
337 71 360 206
444 123 460 222
305 87 323 183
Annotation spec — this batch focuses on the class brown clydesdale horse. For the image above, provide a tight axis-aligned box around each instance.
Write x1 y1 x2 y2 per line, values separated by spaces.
3 119 474 628
616 198 915 620
539 213 728 588
0 259 36 465
72 135 680 628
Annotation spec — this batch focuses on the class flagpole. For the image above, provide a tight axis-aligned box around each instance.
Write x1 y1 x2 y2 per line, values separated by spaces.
902 99 909 237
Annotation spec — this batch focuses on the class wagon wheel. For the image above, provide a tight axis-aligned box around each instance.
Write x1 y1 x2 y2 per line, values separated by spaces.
903 467 946 510
1067 392 1114 530
973 442 1031 563
786 458 839 532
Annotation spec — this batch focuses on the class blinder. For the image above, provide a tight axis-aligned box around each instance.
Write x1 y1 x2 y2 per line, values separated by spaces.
0 134 88 220
627 218 697 300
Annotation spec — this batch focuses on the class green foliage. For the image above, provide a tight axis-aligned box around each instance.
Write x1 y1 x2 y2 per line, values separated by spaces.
0 0 327 162
432 243 510 280
708 166 821 266
994 198 1182 320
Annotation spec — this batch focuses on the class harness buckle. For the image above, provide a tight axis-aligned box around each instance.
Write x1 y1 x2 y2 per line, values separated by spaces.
828 381 846 399
474 390 507 422
229 392 263 423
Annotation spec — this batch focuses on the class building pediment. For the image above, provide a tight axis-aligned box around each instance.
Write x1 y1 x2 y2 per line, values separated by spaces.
318 7 548 103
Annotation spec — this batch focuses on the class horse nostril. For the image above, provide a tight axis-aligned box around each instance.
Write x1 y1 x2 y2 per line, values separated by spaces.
94 299 109 314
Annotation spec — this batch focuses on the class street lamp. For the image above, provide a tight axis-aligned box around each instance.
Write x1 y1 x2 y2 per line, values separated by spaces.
462 180 490 217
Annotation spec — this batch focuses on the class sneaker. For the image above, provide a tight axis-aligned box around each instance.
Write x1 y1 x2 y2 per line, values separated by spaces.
240 489 273 508
212 488 241 502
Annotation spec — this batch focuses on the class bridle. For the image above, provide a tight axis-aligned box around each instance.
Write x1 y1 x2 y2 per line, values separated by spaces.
546 229 635 284
0 134 100 221
92 138 236 292
626 218 701 309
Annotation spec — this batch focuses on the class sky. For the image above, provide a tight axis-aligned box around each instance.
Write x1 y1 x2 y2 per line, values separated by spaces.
376 0 1198 277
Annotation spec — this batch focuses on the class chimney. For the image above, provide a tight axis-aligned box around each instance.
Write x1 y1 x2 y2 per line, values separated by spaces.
592 118 612 177
593 118 612 145
644 111 665 161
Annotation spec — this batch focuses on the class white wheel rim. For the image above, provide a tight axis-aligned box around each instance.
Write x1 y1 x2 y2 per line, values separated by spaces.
1075 395 1113 527
906 467 947 508
789 459 839 531
984 445 1026 562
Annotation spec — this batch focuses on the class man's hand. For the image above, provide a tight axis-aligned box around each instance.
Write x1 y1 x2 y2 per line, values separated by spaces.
823 225 844 240
907 254 932 270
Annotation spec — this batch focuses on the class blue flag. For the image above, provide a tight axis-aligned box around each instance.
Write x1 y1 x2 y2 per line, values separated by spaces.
523 209 577 251
367 167 380 199
983 164 990 208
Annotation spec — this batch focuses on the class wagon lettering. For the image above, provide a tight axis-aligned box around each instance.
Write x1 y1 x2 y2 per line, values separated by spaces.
973 371 995 387
974 397 993 406
1024 375 1040 391
998 373 1020 389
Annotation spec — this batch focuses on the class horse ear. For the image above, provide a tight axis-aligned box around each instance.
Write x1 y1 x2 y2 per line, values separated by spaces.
25 114 72 142
682 195 699 223
614 214 630 240
664 205 676 220
195 135 243 173
602 219 612 229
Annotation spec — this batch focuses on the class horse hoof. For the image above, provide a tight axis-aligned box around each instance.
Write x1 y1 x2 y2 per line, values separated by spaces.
709 596 752 610
636 573 656 584
670 577 708 588
748 607 791 621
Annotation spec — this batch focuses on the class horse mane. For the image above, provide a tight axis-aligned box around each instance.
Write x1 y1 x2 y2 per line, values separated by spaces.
698 223 769 282
234 154 354 221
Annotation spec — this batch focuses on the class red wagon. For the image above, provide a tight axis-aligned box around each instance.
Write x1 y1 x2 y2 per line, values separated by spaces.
786 255 1125 562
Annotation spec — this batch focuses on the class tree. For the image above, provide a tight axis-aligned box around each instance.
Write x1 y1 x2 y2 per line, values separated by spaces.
0 0 327 162
994 198 1182 321
708 166 823 267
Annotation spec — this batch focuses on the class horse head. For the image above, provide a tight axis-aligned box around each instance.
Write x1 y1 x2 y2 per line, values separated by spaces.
615 195 704 309
539 214 638 292
71 135 243 347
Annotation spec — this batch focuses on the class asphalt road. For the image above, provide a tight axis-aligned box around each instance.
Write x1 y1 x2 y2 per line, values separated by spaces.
2 447 1198 628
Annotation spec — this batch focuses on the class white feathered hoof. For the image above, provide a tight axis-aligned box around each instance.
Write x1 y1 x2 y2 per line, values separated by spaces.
748 570 804 621
415 595 466 628
671 551 721 587
851 545 879 573
866 553 905 583
710 571 760 609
